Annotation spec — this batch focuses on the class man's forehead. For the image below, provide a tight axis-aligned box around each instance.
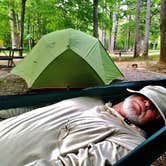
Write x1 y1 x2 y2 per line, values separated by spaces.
131 94 156 105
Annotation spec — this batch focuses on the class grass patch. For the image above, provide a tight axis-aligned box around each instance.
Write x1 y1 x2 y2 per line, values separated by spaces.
111 51 160 62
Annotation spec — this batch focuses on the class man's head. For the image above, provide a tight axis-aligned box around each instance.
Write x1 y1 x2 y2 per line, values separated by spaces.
122 94 161 126
120 85 166 136
125 85 166 126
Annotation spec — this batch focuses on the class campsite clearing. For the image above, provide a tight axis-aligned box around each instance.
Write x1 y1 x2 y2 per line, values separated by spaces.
0 60 165 96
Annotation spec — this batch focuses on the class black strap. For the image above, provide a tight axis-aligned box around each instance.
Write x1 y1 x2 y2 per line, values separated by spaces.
124 118 132 125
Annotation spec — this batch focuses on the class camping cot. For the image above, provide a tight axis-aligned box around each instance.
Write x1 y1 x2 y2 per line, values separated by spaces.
0 78 165 166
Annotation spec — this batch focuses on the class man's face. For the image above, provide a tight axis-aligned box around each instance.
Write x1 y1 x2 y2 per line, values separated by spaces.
122 94 160 126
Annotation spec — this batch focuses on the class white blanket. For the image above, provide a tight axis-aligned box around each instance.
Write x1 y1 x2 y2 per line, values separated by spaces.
0 97 145 166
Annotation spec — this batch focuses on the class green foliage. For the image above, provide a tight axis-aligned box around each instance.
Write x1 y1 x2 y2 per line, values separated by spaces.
24 0 93 41
0 1 10 45
0 0 161 50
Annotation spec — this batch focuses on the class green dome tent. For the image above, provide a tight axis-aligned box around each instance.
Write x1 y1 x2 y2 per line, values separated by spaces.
11 28 123 89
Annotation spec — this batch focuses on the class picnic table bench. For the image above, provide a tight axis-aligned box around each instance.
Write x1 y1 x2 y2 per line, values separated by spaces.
114 50 128 56
0 47 24 67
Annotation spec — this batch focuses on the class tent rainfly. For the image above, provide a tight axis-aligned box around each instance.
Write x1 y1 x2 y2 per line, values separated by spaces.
11 28 123 89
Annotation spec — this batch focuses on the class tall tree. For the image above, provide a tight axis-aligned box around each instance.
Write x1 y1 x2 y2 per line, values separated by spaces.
9 1 20 48
126 15 132 50
93 0 98 38
107 0 121 52
98 0 107 46
142 0 151 58
108 11 117 53
159 0 166 64
149 0 160 50
134 0 141 57
20 0 27 47
20 0 27 55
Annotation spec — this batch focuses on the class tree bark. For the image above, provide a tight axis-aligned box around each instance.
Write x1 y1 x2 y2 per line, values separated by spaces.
134 0 141 57
9 8 20 48
99 1 106 47
127 15 131 51
93 0 98 38
20 0 27 56
108 11 117 53
142 0 151 58
99 29 106 46
160 0 166 64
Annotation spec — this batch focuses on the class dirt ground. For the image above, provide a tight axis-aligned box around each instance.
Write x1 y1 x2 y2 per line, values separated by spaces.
115 61 166 81
0 59 165 96
0 59 166 80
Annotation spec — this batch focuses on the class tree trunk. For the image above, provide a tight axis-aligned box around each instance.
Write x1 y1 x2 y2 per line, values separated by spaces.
127 15 131 51
152 43 156 50
108 11 117 53
93 0 98 38
99 1 106 47
9 8 20 48
99 29 106 47
134 0 141 57
20 0 27 56
159 0 166 64
142 0 151 58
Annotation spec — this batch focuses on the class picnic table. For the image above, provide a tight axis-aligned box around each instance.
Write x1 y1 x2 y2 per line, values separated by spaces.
0 47 24 67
